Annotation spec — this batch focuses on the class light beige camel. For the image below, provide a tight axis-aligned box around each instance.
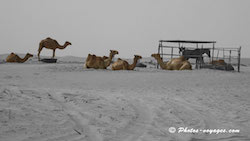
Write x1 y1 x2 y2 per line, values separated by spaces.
85 50 119 69
6 53 33 63
112 55 142 70
151 54 192 70
38 37 72 60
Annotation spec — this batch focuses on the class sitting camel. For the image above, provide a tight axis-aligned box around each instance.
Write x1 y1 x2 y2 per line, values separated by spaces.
210 59 234 71
38 37 72 61
112 55 142 70
151 54 192 70
85 50 119 69
210 60 227 66
6 53 33 63
102 56 109 60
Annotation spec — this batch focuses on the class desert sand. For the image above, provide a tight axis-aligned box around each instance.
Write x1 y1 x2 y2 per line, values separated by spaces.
0 55 250 141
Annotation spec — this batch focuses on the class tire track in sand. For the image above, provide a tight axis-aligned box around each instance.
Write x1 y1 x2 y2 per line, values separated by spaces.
106 99 152 141
47 92 102 141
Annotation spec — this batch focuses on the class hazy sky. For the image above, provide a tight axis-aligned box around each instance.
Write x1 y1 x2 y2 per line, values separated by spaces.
0 0 249 58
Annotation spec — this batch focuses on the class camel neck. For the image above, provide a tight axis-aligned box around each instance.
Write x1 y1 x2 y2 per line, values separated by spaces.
155 57 166 69
104 53 114 67
58 43 68 49
108 53 113 60
128 58 139 70
20 55 30 63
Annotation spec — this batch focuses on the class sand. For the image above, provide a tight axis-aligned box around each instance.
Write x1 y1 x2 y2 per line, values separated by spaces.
0 55 250 141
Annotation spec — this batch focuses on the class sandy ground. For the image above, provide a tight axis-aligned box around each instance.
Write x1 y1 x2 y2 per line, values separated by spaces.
0 56 250 141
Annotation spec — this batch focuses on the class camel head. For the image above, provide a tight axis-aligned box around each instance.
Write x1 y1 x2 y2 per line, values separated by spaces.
134 55 142 60
65 41 72 46
110 50 119 55
26 53 33 58
151 53 161 59
109 50 119 58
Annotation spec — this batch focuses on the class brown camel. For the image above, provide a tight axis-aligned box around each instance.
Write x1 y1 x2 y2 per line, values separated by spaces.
102 56 109 60
85 50 119 69
210 59 234 71
151 54 192 70
38 37 72 61
210 60 227 66
6 53 33 63
112 55 142 70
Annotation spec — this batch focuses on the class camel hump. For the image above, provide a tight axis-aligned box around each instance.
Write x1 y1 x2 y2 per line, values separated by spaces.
45 37 57 42
45 37 59 44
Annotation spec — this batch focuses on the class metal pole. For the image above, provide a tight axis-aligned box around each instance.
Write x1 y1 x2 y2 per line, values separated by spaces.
161 42 163 63
223 48 225 60
199 44 203 69
161 44 163 57
216 50 219 60
157 42 161 69
196 43 199 69
178 42 181 56
171 47 173 59
212 43 215 62
238 46 241 72
229 50 232 64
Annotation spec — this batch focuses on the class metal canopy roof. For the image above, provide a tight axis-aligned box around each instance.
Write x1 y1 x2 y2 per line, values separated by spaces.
159 40 216 44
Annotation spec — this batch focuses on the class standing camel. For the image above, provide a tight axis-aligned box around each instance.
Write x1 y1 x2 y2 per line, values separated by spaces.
6 53 33 63
38 37 72 61
112 55 142 70
151 54 192 70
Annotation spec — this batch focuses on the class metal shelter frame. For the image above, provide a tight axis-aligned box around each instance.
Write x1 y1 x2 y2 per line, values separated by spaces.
157 40 241 72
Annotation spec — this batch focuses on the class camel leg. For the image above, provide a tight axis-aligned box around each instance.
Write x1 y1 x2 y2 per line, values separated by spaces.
180 63 192 70
180 65 187 70
52 49 55 58
123 66 127 70
38 45 43 61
